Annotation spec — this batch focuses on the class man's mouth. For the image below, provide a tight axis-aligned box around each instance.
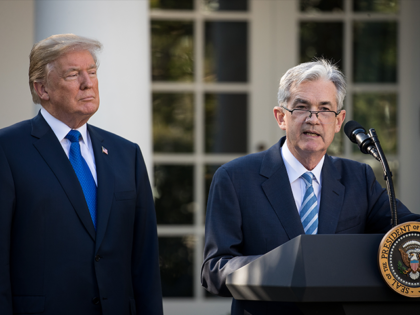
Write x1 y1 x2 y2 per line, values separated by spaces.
303 131 320 137
80 96 95 101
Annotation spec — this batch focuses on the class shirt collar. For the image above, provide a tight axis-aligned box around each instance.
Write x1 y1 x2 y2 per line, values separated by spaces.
40 107 88 144
281 139 324 184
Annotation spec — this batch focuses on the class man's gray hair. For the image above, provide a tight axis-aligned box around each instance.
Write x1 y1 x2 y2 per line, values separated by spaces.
277 59 346 111
29 34 102 104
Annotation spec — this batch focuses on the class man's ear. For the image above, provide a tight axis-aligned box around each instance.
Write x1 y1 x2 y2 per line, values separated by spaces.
335 109 346 133
273 106 287 131
33 81 50 101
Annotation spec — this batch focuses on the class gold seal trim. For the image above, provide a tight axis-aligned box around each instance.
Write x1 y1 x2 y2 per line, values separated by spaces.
378 221 420 298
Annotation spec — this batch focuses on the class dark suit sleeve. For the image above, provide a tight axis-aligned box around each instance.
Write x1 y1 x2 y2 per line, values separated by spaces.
131 145 163 314
0 144 14 314
201 167 261 297
364 163 420 233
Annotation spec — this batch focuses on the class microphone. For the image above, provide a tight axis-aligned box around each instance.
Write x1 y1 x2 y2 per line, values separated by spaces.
344 121 381 161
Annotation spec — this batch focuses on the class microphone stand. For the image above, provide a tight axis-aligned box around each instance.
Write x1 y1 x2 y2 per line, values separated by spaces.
368 128 398 228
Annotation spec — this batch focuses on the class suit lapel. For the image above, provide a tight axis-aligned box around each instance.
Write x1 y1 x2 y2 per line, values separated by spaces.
317 155 345 234
31 113 96 241
260 138 305 239
88 125 114 253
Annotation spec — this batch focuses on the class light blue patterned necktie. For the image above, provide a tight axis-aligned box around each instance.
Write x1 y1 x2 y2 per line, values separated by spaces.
66 130 97 230
300 172 318 234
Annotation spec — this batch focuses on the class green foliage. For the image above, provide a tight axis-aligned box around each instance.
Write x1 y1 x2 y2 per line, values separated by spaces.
154 165 194 225
353 92 397 154
353 22 397 83
150 0 193 10
398 260 407 275
151 21 194 82
153 93 194 153
353 0 399 13
300 0 344 13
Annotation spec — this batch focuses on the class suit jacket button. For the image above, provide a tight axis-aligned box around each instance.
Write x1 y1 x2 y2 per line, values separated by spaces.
92 297 100 305
95 255 101 262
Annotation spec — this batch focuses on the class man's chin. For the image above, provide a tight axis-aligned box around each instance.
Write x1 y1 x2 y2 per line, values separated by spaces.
301 138 324 148
79 103 99 116
299 143 326 155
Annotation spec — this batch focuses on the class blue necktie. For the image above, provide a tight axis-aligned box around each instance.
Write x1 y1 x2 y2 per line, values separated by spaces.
66 130 97 229
300 172 318 235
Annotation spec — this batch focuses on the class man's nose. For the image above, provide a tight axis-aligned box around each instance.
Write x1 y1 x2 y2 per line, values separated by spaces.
80 72 94 89
305 111 320 123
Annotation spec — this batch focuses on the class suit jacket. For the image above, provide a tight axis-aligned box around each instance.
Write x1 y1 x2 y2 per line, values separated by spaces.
201 137 420 315
0 113 163 315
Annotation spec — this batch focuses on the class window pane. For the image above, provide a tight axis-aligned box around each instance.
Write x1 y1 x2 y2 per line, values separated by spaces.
300 0 343 12
352 92 397 154
353 22 397 83
205 93 248 153
300 22 344 70
204 0 248 11
205 22 248 82
150 0 193 10
353 0 399 13
153 93 194 153
159 236 195 297
151 20 194 82
154 164 194 224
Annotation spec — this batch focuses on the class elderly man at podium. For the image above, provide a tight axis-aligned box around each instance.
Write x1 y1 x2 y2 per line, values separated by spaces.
201 59 420 315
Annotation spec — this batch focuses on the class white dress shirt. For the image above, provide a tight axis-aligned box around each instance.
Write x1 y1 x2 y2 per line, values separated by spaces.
41 107 98 185
281 140 324 214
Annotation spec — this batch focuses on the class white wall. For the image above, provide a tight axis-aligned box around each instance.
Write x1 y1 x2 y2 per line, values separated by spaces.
0 0 34 129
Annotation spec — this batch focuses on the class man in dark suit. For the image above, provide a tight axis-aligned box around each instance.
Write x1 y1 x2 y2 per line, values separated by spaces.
0 34 163 315
201 59 420 315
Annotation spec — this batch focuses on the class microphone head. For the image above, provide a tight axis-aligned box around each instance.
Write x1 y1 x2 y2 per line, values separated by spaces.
344 120 365 143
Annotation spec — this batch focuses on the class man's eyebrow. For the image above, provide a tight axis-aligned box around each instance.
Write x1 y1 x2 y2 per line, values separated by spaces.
319 101 333 107
292 98 310 106
63 64 97 75
63 67 80 75
292 98 333 107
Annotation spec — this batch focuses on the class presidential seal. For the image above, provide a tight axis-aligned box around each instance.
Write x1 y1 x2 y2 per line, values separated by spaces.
378 222 420 297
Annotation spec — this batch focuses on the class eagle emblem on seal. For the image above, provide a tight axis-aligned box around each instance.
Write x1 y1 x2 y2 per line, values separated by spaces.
399 240 420 280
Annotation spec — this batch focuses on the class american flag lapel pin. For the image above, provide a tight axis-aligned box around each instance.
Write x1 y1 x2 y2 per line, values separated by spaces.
102 146 108 155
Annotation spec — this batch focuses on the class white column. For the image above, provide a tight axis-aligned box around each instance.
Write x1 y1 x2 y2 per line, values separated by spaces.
35 0 152 175
270 0 297 146
399 0 420 213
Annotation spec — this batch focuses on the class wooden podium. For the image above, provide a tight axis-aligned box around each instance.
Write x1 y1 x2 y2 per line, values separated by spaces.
226 234 420 315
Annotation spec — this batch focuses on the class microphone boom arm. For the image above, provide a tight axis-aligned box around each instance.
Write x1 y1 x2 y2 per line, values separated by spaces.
368 128 398 228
